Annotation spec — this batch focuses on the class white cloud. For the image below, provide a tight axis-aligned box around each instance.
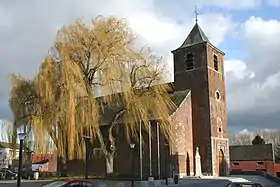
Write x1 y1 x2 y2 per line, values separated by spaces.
2 0 278 130
0 0 235 121
226 16 280 128
225 60 255 80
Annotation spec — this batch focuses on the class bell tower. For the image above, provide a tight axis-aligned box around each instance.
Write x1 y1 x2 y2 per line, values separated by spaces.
171 22 229 176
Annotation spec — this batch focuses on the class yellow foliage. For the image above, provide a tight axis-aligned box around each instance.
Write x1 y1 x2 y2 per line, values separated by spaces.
8 16 175 160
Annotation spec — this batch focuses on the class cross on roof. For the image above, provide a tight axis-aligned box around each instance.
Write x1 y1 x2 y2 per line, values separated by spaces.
194 5 199 23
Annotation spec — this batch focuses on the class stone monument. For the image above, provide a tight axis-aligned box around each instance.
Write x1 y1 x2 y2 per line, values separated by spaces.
195 147 203 177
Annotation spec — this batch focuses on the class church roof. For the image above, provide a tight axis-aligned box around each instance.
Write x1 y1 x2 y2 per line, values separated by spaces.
99 87 190 126
170 90 190 108
177 23 210 50
229 144 273 161
172 23 225 55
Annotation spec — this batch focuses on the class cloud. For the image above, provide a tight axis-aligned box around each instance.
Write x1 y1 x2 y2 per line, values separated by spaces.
226 16 280 129
0 0 236 120
1 0 278 132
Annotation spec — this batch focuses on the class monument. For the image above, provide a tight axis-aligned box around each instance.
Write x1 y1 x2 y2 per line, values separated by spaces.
195 147 202 177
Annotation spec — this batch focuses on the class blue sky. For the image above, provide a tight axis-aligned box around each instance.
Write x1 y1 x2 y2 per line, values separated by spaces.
1 0 280 136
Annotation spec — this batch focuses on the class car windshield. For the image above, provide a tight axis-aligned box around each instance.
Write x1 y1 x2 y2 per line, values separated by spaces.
42 181 68 187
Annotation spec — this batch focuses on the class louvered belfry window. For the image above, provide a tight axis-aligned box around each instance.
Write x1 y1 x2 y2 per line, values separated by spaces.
185 53 194 70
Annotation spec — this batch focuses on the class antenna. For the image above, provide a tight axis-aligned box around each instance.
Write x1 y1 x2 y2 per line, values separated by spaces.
194 5 199 23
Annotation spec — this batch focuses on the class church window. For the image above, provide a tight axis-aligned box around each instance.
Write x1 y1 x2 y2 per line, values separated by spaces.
215 90 220 101
185 53 194 70
218 127 222 133
213 54 219 71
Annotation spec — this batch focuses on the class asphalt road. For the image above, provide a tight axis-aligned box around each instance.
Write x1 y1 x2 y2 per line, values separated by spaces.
0 180 48 187
0 176 279 187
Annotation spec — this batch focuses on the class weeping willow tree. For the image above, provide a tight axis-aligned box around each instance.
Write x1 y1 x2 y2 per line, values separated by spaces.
9 16 176 175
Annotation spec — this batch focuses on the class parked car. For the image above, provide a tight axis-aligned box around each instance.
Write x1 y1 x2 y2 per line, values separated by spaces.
42 179 95 187
226 182 263 187
0 168 17 180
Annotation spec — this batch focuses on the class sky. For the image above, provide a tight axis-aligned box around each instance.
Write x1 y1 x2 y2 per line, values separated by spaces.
1 0 280 134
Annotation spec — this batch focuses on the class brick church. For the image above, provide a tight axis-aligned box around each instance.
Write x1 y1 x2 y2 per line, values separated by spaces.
68 21 229 179
170 21 229 177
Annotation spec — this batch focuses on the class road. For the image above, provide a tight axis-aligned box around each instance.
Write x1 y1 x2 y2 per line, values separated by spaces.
0 175 279 187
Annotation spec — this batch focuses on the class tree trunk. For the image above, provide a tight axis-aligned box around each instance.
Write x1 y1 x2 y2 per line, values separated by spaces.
60 155 67 177
105 154 114 174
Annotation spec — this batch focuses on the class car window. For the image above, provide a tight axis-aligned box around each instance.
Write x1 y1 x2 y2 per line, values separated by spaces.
66 182 81 187
42 181 67 187
81 182 94 187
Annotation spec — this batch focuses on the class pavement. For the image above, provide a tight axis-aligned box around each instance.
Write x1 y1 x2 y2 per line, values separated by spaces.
0 175 279 187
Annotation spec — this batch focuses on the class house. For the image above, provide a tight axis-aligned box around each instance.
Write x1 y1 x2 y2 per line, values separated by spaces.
31 153 57 173
229 144 280 175
67 19 229 178
0 142 31 170
32 159 49 172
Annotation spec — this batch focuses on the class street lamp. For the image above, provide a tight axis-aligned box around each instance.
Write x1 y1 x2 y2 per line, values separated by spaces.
17 132 26 187
130 141 135 187
83 135 91 179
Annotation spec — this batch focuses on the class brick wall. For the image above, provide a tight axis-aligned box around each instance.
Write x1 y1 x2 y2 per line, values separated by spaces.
172 42 229 176
230 160 275 175
169 91 194 176
66 121 172 179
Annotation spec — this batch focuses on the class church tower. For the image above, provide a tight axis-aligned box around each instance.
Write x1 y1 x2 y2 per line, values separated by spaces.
171 22 229 176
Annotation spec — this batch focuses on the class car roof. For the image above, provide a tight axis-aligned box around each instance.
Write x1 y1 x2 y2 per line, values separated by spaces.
59 178 93 183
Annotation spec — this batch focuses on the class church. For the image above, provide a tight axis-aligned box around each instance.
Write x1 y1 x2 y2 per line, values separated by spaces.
67 20 230 179
169 20 229 177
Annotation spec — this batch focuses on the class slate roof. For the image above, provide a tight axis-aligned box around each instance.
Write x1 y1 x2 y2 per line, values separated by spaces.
172 23 225 55
99 88 190 126
178 23 210 49
229 144 274 161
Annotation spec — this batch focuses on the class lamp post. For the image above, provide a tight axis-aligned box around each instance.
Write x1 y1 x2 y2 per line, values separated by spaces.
83 135 91 179
17 132 26 187
130 141 135 187
165 143 169 185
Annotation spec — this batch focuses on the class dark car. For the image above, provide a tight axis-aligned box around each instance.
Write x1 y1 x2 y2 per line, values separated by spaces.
42 179 95 187
226 182 263 187
0 168 17 180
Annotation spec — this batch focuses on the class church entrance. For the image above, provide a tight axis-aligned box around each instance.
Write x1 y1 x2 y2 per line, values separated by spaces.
186 152 190 176
218 149 225 176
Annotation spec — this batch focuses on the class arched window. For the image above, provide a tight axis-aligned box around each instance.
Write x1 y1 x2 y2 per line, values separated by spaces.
214 54 219 71
185 53 194 70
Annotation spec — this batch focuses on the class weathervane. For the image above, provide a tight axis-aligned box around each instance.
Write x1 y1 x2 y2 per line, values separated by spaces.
194 5 199 23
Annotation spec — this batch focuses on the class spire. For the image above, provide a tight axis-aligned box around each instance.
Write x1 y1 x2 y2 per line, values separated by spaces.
171 6 213 52
173 22 211 52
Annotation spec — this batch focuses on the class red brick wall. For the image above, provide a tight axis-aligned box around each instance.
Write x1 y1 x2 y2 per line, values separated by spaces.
169 91 194 176
173 43 214 174
32 153 57 172
230 160 275 174
274 163 280 173
172 42 229 176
